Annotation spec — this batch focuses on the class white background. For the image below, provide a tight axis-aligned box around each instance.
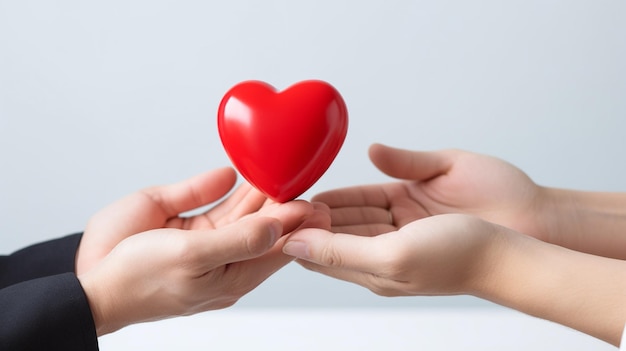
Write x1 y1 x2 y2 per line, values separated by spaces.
1 1 624 349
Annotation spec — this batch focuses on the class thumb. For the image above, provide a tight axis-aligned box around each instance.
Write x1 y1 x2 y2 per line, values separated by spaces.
368 143 454 181
283 228 382 272
193 217 283 268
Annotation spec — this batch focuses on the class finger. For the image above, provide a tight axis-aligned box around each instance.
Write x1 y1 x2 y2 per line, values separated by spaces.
368 143 455 181
282 228 387 273
141 167 237 217
217 236 295 295
327 206 396 235
295 259 405 297
191 217 283 269
312 183 404 209
225 202 329 282
284 229 410 296
206 182 268 225
292 202 331 231
295 258 369 286
329 206 392 226
193 200 315 267
331 224 396 237
252 200 315 234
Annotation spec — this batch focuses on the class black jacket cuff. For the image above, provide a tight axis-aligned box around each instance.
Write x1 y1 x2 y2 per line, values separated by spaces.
0 272 99 350
0 233 83 288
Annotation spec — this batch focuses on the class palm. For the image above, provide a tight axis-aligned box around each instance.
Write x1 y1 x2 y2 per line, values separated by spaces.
313 146 544 239
408 152 542 236
162 185 270 231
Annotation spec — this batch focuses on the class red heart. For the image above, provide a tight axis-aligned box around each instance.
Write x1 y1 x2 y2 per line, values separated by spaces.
217 80 348 203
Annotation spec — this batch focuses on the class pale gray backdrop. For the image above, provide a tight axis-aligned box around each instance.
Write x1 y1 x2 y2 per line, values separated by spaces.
1 0 625 311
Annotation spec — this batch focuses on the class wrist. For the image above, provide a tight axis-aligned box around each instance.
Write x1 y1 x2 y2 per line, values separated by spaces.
471 227 550 309
536 187 626 258
473 227 626 346
532 186 573 244
78 272 119 336
465 224 521 297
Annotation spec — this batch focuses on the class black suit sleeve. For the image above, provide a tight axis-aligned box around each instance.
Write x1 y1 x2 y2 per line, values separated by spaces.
0 234 99 350
0 273 99 350
0 233 83 288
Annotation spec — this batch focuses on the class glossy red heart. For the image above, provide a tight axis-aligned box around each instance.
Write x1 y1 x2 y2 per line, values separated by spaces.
217 80 348 203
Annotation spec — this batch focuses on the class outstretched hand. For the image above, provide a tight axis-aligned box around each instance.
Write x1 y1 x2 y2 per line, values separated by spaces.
80 199 327 336
284 214 501 297
283 143 626 346
75 167 331 335
313 143 549 241
77 167 275 274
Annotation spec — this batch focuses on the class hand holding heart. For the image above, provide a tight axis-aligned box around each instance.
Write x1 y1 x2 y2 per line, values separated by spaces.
77 169 330 335
75 80 345 335
73 80 626 346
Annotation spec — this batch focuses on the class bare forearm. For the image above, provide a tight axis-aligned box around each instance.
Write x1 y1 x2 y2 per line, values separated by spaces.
476 228 626 346
541 187 626 259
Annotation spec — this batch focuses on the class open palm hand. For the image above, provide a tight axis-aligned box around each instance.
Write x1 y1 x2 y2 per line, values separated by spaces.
313 144 548 240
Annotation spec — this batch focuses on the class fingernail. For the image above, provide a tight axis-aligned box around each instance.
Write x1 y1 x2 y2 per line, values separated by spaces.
283 241 310 258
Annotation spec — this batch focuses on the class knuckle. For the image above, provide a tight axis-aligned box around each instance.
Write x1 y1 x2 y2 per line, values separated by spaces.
173 237 199 263
319 242 343 267
170 235 208 272
377 251 410 279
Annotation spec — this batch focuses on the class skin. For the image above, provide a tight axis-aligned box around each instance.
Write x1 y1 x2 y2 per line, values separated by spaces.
284 143 626 346
75 167 329 336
